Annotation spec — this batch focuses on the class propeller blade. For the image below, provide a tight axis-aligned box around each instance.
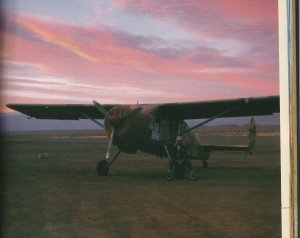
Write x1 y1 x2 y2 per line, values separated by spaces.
92 100 109 116
118 105 144 124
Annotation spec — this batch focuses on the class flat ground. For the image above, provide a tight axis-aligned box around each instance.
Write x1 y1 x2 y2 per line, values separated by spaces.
2 126 281 238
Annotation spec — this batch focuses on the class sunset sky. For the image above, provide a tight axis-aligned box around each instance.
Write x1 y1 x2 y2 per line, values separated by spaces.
2 0 279 113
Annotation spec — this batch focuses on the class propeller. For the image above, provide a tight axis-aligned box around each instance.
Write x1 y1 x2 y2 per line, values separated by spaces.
117 105 144 125
93 100 144 127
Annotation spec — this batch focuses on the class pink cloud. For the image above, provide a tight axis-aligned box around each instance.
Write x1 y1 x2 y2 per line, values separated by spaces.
2 9 279 113
111 1 279 75
113 0 277 35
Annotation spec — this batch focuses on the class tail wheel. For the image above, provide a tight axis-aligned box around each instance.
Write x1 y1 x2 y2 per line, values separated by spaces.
97 160 109 176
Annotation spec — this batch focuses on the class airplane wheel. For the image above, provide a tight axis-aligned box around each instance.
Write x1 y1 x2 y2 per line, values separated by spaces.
202 160 208 168
174 163 186 179
97 160 109 176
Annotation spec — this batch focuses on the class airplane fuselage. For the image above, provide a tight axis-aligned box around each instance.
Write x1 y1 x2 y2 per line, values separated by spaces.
104 105 209 160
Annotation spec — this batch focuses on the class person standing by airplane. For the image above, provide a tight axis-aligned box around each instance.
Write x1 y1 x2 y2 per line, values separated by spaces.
167 136 196 180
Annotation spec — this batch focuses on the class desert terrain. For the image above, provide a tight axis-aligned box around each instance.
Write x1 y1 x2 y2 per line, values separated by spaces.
2 125 281 238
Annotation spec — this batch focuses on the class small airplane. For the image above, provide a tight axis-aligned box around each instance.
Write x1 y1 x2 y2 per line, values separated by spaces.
7 95 279 178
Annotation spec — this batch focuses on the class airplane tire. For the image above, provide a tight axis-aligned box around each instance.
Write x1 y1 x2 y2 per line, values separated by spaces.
97 160 109 176
174 163 186 179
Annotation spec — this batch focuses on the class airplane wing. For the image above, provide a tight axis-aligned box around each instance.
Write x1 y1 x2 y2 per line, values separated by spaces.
6 104 120 119
7 95 279 120
151 95 279 120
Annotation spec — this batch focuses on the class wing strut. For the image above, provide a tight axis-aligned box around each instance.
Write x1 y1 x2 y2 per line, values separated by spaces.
163 107 236 143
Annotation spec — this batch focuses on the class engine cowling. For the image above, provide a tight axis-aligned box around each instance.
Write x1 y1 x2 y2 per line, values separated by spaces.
104 106 153 153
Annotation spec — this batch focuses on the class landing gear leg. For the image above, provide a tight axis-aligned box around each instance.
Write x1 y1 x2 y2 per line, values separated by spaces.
97 127 121 176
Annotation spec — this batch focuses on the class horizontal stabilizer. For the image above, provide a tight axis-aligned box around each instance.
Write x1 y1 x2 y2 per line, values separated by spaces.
203 144 249 152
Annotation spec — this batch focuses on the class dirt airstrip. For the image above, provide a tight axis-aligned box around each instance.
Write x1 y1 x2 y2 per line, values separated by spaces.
2 126 281 238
